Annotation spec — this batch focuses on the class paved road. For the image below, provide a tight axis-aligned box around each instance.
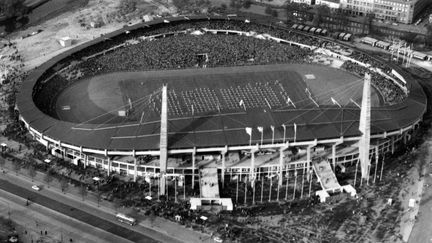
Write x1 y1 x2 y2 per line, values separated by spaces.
0 190 132 243
0 178 158 243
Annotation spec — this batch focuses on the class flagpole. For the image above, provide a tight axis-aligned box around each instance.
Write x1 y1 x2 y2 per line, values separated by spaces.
175 177 178 203
269 176 272 202
354 160 358 187
308 170 312 197
293 171 297 200
149 177 151 197
244 177 248 205
236 175 239 204
285 171 289 200
301 171 305 199
276 176 280 201
271 126 275 144
261 175 264 203
252 178 256 205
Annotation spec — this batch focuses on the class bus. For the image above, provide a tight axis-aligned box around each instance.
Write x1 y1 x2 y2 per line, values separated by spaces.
116 213 137 226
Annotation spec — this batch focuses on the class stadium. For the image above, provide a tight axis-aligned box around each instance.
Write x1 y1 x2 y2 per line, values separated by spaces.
16 15 427 203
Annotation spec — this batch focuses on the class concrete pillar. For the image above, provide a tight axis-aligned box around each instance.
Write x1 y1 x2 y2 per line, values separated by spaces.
332 144 337 171
134 157 138 182
105 149 109 176
279 149 284 186
251 151 255 176
278 143 289 186
306 146 311 181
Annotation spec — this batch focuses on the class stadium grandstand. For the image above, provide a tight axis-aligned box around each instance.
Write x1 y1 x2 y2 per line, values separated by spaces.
17 15 426 205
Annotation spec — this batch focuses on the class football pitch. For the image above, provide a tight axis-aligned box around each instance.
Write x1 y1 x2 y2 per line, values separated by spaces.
55 63 381 125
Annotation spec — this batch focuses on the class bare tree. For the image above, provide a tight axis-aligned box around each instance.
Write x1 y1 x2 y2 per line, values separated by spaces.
96 191 102 207
0 0 28 18
28 165 36 182
13 161 21 176
60 178 69 193
44 171 53 188
80 184 87 201
113 198 122 212
0 156 5 170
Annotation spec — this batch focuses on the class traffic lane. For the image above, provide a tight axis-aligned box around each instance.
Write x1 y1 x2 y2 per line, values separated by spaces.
0 190 132 243
0 179 158 243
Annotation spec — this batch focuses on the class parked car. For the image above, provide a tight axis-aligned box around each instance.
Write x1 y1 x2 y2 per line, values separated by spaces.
32 185 41 191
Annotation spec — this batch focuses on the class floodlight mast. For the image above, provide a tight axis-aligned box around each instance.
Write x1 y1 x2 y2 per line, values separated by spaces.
359 73 371 184
159 84 168 195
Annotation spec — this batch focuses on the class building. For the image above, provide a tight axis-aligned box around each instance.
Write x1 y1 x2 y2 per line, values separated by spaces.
340 0 430 24
17 16 426 201
316 0 342 9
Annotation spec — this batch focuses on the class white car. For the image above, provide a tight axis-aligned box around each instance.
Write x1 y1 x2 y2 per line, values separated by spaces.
31 185 41 191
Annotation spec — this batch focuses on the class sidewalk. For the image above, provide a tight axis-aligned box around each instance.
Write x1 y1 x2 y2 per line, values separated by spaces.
0 158 208 243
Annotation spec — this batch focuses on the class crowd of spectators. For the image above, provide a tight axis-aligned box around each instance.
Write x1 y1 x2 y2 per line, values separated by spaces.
341 60 405 104
33 18 407 117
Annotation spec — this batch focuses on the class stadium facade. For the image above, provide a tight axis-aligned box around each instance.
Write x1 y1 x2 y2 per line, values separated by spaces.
17 15 426 197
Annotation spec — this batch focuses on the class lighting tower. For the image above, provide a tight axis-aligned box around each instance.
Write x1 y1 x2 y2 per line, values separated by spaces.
159 85 168 195
359 73 371 182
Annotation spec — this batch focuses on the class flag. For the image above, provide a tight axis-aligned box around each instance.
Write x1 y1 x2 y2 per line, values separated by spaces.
239 99 246 110
287 97 295 107
293 123 297 135
245 127 252 136
245 19 250 23
305 88 311 97
331 97 341 107
145 176 151 184
191 104 194 115
270 125 274 132
232 175 238 180
257 126 263 133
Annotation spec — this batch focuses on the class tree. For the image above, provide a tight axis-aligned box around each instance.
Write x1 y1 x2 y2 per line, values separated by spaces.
426 24 432 47
13 161 21 176
118 0 137 14
28 165 36 182
80 184 87 201
0 156 5 170
44 171 53 188
265 6 273 15
97 191 102 207
60 178 69 193
334 8 349 31
312 4 330 26
113 198 122 212
362 12 375 34
243 0 252 9
0 0 28 18
230 0 243 10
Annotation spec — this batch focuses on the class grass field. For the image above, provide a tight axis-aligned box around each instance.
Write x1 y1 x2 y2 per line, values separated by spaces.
55 63 381 125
